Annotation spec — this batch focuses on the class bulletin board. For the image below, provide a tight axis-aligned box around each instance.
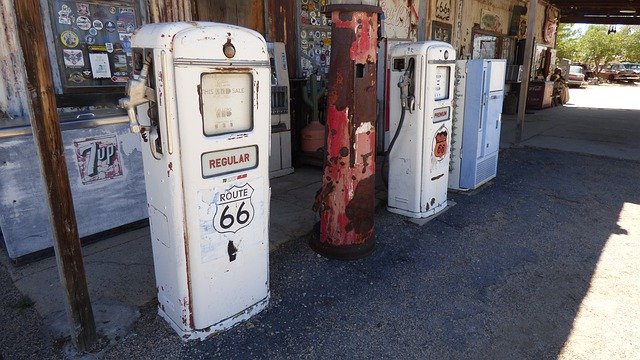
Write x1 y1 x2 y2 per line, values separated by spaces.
297 0 332 79
49 0 139 91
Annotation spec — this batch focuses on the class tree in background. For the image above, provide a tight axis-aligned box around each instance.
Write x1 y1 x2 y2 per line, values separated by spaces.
555 23 581 61
556 24 639 74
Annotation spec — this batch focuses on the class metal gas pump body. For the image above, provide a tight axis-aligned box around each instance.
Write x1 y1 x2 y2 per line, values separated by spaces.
121 22 270 340
267 42 294 178
387 42 456 219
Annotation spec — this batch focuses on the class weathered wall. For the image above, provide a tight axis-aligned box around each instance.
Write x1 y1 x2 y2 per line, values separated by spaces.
148 0 193 23
195 0 264 34
380 0 418 40
266 0 297 78
0 0 31 121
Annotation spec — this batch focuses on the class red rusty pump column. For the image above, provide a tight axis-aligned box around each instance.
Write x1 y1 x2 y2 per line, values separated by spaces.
310 4 381 260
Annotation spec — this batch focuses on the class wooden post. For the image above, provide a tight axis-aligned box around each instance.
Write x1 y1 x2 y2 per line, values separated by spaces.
516 0 538 142
12 0 97 351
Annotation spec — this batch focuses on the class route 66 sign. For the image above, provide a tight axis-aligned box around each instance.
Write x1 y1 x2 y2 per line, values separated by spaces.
213 183 255 233
433 126 448 160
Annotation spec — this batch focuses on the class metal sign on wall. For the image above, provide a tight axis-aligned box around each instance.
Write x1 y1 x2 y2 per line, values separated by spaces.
74 135 123 184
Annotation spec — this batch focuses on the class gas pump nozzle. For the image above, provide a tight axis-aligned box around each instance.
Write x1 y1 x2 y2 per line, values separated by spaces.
119 54 156 133
397 58 415 113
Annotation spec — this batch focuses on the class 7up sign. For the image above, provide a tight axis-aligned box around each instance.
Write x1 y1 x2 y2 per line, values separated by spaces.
213 183 255 233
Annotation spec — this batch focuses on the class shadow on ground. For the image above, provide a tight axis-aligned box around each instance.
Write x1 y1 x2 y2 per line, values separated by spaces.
98 147 639 359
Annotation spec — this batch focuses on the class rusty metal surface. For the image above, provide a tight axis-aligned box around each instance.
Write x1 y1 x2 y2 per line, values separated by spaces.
148 0 193 23
312 6 380 259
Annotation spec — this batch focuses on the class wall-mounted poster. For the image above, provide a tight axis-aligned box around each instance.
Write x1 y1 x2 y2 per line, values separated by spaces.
431 21 452 44
49 0 138 90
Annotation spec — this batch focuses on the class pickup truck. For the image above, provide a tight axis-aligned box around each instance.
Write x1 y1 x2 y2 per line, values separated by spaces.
599 63 640 83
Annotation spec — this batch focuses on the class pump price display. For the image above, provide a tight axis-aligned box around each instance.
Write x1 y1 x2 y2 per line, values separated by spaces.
201 73 253 136
434 66 450 101
201 145 258 178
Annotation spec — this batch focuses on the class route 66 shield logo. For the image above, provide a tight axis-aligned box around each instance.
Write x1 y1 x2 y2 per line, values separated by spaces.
433 126 448 160
213 183 255 233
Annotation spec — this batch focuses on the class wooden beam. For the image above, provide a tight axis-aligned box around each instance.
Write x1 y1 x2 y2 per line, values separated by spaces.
516 0 538 143
12 0 97 351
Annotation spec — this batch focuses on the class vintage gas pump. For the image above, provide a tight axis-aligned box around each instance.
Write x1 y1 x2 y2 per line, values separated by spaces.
119 22 270 340
267 42 294 178
386 42 456 219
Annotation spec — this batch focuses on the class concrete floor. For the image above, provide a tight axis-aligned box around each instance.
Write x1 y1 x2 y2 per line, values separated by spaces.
501 83 640 161
1 82 639 357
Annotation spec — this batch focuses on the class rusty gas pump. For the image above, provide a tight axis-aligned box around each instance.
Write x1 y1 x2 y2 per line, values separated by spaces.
310 2 381 260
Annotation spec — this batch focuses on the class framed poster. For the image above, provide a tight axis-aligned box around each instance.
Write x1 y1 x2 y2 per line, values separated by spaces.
431 21 452 44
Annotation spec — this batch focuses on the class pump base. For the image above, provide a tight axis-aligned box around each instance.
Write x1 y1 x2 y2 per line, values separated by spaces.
309 222 375 260
160 295 269 341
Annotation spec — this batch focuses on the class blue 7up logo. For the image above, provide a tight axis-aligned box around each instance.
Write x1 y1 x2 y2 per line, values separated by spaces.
213 183 255 233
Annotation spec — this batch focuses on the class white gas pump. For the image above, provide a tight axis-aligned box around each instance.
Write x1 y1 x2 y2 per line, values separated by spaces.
267 42 294 178
120 22 270 340
386 42 456 219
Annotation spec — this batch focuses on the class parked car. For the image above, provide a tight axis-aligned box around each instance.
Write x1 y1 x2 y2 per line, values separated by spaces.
567 65 587 88
599 63 640 83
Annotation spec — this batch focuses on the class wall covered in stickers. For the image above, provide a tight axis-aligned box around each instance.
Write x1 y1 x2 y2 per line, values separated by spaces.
297 0 331 78
48 0 139 91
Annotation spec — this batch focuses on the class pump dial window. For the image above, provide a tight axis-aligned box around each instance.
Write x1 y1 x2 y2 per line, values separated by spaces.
434 66 450 101
201 73 253 136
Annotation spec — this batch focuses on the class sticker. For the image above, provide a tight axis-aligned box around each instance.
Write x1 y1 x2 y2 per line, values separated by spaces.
68 72 85 83
111 76 129 83
58 4 72 25
60 30 79 48
82 70 92 78
212 183 255 234
109 6 116 14
76 16 91 30
301 4 308 11
113 54 128 72
77 3 90 16
89 28 98 36
116 20 125 33
201 146 258 178
63 49 84 68
126 23 135 33
119 7 134 14
105 21 116 32
301 30 307 38
105 42 114 53
120 33 132 51
433 106 450 123
74 135 123 184
93 20 103 30
84 35 96 45
89 53 111 78
433 127 448 160
88 44 107 51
